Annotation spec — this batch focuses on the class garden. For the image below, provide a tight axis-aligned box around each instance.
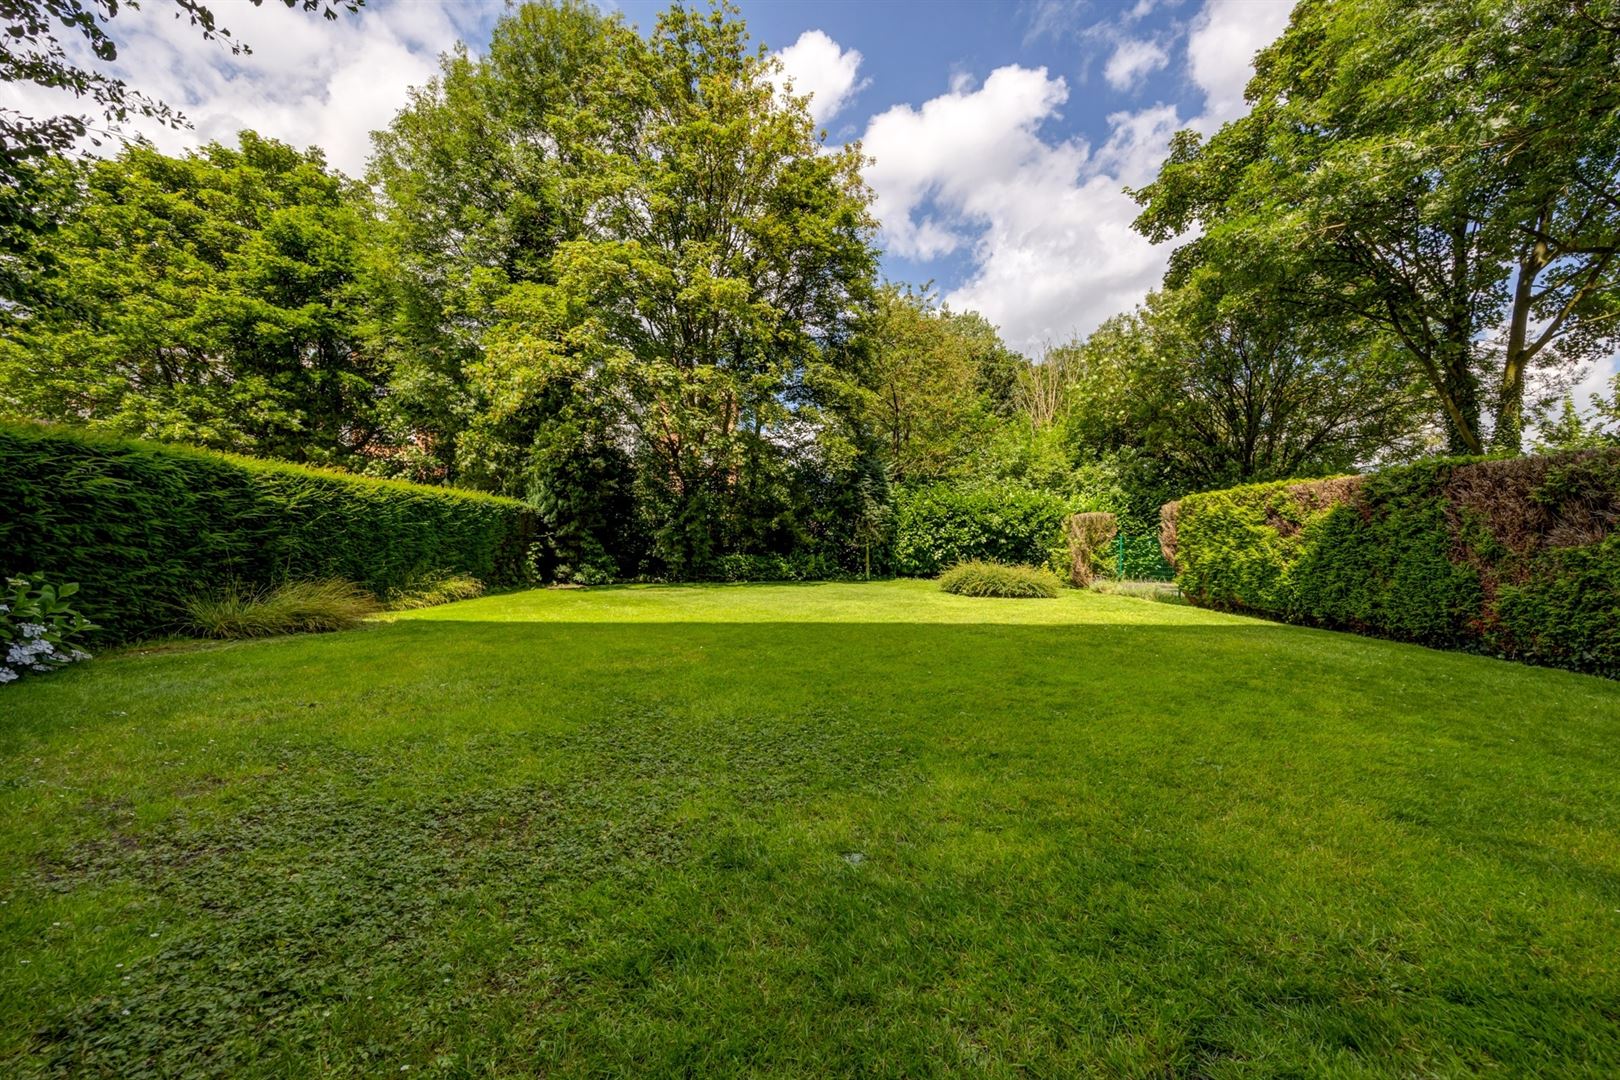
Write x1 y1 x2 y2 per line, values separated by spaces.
4 0 1620 1074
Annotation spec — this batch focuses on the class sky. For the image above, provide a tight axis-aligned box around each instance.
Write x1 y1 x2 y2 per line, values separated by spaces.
3 0 1616 405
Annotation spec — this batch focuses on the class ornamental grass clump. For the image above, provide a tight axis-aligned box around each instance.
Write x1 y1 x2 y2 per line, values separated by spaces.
186 580 380 639
938 561 1062 598
385 571 486 611
1 575 96 684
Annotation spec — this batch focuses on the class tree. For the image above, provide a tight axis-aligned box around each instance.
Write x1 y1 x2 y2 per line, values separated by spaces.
380 1 880 576
1536 375 1620 449
857 284 1010 483
367 0 629 482
1132 0 1620 454
0 133 384 464
1064 274 1429 493
1 0 362 265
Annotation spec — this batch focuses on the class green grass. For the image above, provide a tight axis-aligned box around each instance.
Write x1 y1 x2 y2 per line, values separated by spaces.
3 580 1618 1077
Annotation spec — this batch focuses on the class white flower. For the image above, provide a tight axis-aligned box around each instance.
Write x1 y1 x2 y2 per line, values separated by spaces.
29 663 52 672
69 649 90 662
0 603 9 613
19 623 46 639
0 668 16 684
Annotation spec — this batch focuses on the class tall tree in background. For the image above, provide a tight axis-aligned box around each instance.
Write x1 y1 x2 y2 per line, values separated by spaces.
0 133 383 463
367 0 628 482
1 1 362 304
1133 0 1620 454
377 1 879 576
1062 275 1427 492
857 285 1020 483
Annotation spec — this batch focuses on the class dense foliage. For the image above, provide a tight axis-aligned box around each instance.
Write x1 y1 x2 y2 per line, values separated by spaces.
893 484 1073 578
0 423 539 642
1 135 383 465
937 560 1061 599
4 0 1619 595
369 1 880 579
1169 450 1620 675
1133 0 1620 454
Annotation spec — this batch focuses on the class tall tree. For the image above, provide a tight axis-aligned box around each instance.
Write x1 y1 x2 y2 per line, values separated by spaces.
1064 275 1428 492
367 0 628 482
1132 0 1620 454
383 1 880 575
0 133 384 464
857 285 996 483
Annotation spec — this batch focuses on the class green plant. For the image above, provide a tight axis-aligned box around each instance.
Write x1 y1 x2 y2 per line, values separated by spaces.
185 580 381 639
1170 450 1620 675
385 572 487 611
1 574 97 684
937 560 1062 598
894 484 1072 577
707 553 845 584
0 422 541 643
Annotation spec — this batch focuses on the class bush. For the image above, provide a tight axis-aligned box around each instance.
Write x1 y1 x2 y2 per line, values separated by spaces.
705 552 846 583
938 561 1062 598
895 485 1072 577
0 423 541 643
385 571 487 610
1 574 97 684
1168 451 1620 676
186 580 381 639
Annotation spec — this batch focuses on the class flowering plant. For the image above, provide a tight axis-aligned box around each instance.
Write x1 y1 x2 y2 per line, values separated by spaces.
1 575 97 685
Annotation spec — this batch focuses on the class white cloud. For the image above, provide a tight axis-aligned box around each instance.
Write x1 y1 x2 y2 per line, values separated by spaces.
1187 0 1295 131
860 0 1296 352
1104 39 1170 91
773 30 868 128
0 0 496 176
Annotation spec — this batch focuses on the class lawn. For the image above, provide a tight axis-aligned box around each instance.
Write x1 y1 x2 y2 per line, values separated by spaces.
3 580 1619 1077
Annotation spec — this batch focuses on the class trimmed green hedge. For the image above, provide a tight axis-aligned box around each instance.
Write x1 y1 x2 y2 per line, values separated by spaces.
894 484 1071 577
1165 451 1620 676
1 423 541 642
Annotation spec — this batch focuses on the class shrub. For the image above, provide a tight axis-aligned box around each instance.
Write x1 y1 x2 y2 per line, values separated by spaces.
938 561 1062 599
0 422 541 643
186 580 381 639
706 552 846 584
1169 450 1620 676
1 574 97 685
895 485 1072 577
386 571 487 610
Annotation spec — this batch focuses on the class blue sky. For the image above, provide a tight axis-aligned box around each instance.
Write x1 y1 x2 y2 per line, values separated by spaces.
1 0 1612 404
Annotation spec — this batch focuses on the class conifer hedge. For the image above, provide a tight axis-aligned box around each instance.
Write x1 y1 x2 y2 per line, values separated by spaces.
1162 450 1620 676
1 423 541 643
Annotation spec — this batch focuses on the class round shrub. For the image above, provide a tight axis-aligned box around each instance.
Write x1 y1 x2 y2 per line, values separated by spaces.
937 561 1062 599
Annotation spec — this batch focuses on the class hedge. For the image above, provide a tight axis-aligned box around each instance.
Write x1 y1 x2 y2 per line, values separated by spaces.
0 423 541 643
1163 450 1620 676
893 484 1072 577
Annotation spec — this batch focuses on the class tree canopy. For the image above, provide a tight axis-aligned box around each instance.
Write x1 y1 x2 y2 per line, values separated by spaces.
1132 0 1620 454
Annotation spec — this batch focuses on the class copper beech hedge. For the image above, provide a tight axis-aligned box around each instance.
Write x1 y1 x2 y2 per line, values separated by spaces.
1160 450 1620 677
